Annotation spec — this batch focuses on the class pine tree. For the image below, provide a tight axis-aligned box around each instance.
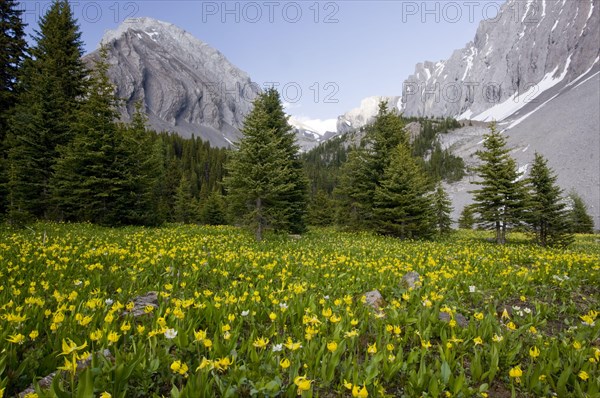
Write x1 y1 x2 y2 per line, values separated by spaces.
335 146 378 229
257 88 308 234
0 0 28 215
335 101 407 230
173 173 196 223
0 0 27 129
470 123 527 244
117 103 164 225
526 153 573 247
307 190 335 226
51 47 125 225
199 191 226 226
365 101 409 175
6 0 86 220
432 183 453 234
567 191 594 234
225 89 305 241
458 205 476 230
374 144 434 239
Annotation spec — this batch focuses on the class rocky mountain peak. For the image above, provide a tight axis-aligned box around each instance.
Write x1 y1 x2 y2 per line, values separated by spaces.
400 0 599 120
87 17 261 147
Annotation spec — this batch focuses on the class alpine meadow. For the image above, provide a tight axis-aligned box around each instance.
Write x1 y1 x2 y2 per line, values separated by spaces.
0 1 598 398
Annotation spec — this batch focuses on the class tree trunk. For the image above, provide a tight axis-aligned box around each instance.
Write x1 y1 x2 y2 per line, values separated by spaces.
255 197 263 242
496 220 502 244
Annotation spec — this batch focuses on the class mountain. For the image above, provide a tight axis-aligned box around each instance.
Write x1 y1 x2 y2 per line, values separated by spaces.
85 17 261 147
328 0 599 227
400 0 599 120
336 96 402 134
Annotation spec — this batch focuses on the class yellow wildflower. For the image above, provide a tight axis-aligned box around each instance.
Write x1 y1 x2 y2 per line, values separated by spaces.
327 341 338 352
367 342 377 354
529 346 540 359
7 333 25 345
280 358 291 369
170 360 188 376
60 338 87 356
294 376 312 395
284 337 302 351
253 337 269 349
107 331 120 344
509 365 523 380
352 385 369 397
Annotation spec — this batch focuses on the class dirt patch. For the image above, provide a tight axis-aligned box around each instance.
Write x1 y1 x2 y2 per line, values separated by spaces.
487 382 512 398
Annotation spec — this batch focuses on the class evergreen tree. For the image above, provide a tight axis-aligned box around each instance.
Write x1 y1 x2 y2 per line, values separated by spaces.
335 101 407 230
526 153 573 247
225 90 302 241
199 191 227 226
6 0 86 220
432 183 453 234
365 101 409 175
0 0 28 215
307 190 335 226
173 174 196 223
374 144 434 239
0 0 27 130
458 205 476 230
116 103 164 225
567 191 594 234
470 123 527 244
51 48 125 225
335 146 378 229
257 88 308 234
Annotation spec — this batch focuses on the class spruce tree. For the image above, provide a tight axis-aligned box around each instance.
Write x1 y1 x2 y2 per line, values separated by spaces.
0 0 27 130
335 146 378 229
118 103 164 225
7 0 86 220
51 48 125 225
458 205 476 230
335 101 407 230
173 174 196 223
225 90 301 241
567 191 594 234
365 101 409 175
373 144 434 239
526 153 573 247
432 183 453 234
199 191 227 225
307 190 335 226
256 88 308 234
470 123 527 244
0 0 28 215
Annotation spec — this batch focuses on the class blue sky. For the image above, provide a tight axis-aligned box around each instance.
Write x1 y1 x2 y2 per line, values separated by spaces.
21 1 503 127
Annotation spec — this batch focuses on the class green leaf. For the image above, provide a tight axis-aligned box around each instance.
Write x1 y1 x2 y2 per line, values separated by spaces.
441 361 451 385
556 367 571 397
76 368 94 398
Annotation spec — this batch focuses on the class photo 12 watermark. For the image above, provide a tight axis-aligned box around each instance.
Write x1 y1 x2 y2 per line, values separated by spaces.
402 80 544 106
200 1 340 24
19 1 140 24
400 1 542 24
205 81 340 104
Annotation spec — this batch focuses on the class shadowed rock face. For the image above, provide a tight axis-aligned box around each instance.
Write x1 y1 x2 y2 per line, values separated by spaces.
400 0 599 119
84 17 261 147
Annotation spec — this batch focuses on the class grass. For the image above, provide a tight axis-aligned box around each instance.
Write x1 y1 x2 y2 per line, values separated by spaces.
0 223 598 397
